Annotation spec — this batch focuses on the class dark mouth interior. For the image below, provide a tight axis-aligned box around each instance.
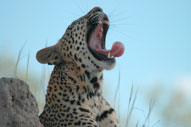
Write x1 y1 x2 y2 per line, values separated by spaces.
87 17 114 61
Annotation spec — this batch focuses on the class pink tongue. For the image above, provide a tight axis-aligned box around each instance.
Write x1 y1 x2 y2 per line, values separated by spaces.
96 41 125 57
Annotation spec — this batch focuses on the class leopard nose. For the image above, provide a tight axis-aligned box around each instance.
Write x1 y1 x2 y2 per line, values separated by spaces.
92 7 103 12
85 7 104 18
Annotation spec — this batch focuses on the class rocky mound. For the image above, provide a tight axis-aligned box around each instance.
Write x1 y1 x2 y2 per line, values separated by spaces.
0 78 43 127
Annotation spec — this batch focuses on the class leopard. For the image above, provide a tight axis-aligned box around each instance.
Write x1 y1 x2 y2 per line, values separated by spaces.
36 7 124 127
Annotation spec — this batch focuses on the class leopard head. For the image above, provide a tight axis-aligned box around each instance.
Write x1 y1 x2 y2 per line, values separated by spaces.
36 7 124 72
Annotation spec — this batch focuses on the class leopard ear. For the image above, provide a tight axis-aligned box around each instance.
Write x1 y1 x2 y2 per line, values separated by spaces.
36 45 62 65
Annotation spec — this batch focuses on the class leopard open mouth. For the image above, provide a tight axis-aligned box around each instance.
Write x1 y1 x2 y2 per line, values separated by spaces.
87 14 115 61
87 10 124 62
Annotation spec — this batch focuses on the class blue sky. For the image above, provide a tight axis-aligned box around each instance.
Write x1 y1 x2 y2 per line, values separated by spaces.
0 0 191 126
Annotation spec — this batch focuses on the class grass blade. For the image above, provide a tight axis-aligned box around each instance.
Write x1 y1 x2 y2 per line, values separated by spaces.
14 42 26 78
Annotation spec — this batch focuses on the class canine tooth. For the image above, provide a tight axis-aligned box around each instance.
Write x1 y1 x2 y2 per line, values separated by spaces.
99 21 102 24
99 32 102 39
101 27 103 32
108 52 111 58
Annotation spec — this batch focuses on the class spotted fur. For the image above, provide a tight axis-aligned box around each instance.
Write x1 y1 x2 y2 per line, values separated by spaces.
37 7 119 127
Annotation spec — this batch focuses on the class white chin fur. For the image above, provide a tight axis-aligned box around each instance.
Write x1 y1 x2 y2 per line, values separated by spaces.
101 60 116 70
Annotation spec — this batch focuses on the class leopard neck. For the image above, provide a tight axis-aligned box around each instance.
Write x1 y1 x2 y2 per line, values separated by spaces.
45 62 103 106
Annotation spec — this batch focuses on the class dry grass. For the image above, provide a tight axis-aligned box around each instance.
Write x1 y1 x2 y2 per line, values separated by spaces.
25 51 30 81
113 70 159 127
14 42 26 78
125 85 138 127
